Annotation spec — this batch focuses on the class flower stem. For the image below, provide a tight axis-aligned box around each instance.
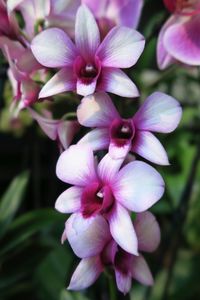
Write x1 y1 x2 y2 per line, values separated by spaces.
109 276 117 300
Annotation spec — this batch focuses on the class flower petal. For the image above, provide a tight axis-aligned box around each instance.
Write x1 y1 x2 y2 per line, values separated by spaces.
131 255 154 285
109 139 132 160
134 212 161 253
164 15 200 66
132 131 169 165
75 5 100 60
98 153 124 184
133 92 182 133
68 256 103 290
78 128 110 151
57 120 80 150
99 67 139 97
108 203 138 255
66 213 110 258
113 161 165 212
76 78 97 96
28 108 59 140
157 16 177 69
77 92 119 127
31 28 77 67
56 145 98 186
97 26 145 68
39 67 76 98
55 186 82 213
115 270 132 295
118 0 143 29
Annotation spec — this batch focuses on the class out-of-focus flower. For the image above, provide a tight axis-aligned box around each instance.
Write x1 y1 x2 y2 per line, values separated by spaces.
157 0 200 69
66 211 160 294
77 92 182 163
0 0 19 38
31 5 145 98
82 0 143 37
0 39 42 113
55 145 164 255
29 108 80 151
7 0 80 38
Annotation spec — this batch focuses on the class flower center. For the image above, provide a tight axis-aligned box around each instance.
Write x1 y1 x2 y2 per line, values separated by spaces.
110 119 135 147
81 182 114 218
164 0 200 15
80 63 98 79
114 248 133 275
74 56 101 85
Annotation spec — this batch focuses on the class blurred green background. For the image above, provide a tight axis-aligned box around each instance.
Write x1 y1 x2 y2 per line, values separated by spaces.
0 0 200 299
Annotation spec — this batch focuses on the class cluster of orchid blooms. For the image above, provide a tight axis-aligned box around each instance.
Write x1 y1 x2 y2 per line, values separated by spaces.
1 0 199 295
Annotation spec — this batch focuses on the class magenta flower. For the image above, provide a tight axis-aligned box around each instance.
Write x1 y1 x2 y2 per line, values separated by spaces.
55 145 164 255
1 43 42 112
66 211 160 294
157 0 200 69
82 0 143 36
31 5 145 98
77 92 182 164
29 108 80 151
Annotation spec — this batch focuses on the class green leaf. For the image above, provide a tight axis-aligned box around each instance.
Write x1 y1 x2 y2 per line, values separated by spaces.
0 209 65 256
0 171 29 238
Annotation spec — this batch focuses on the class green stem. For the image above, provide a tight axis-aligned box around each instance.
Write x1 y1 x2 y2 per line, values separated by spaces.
109 276 117 300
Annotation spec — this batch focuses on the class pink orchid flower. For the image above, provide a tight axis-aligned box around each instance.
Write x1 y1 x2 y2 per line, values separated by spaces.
82 0 143 36
157 0 200 69
55 145 164 255
29 108 80 151
66 211 160 294
0 39 43 112
77 92 182 164
31 5 145 98
7 0 80 39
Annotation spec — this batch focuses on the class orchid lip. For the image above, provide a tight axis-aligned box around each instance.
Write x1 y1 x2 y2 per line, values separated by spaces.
110 118 135 147
81 182 114 218
74 55 101 85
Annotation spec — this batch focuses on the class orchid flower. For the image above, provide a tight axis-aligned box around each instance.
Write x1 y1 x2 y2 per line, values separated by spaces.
55 145 164 255
7 0 80 39
157 0 200 69
77 92 182 164
29 108 80 151
2 45 41 113
31 5 145 98
82 0 143 36
66 211 160 295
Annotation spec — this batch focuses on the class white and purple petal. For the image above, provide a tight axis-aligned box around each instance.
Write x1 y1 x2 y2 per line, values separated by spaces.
78 128 110 151
96 26 145 68
39 67 76 98
113 161 165 212
68 256 103 290
65 213 110 258
164 15 200 66
75 5 100 60
134 211 161 253
133 92 182 133
131 255 154 285
132 131 169 165
77 92 119 127
55 186 82 213
31 28 77 68
56 145 98 186
99 67 139 97
108 203 138 255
